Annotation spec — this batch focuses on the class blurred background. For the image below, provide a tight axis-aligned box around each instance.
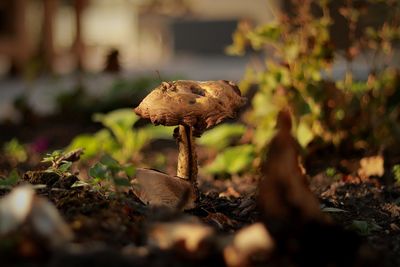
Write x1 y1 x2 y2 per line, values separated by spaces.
0 0 278 76
0 0 278 121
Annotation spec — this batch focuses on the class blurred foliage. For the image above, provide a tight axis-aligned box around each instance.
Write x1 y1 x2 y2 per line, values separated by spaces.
205 144 255 176
72 154 135 192
351 219 382 236
198 123 246 151
0 170 21 188
56 76 163 116
393 164 400 185
68 108 173 163
3 138 27 164
227 0 400 155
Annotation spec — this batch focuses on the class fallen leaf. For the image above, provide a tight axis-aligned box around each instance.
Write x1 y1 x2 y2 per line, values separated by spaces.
219 186 241 198
258 109 328 225
224 223 275 267
132 168 197 210
148 220 214 254
321 207 348 213
204 212 237 229
351 220 382 236
390 223 400 232
358 155 384 178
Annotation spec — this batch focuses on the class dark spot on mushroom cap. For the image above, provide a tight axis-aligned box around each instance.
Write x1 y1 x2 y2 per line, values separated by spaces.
189 99 196 104
190 85 206 96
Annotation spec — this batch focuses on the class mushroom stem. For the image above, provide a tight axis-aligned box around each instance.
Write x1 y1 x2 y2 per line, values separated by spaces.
176 125 197 183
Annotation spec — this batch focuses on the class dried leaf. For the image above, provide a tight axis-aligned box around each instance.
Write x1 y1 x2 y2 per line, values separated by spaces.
148 221 214 253
224 223 275 267
358 155 384 178
321 207 348 213
219 186 241 198
132 168 197 210
258 109 327 224
204 212 236 229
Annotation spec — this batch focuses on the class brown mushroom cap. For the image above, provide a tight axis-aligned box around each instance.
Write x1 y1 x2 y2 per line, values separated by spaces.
134 80 246 133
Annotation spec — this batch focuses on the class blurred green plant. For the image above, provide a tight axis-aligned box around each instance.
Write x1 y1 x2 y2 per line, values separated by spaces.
3 138 27 163
392 164 400 185
205 144 255 176
351 219 382 236
198 123 246 151
56 76 181 115
227 0 400 153
73 154 135 192
68 108 173 163
0 170 21 188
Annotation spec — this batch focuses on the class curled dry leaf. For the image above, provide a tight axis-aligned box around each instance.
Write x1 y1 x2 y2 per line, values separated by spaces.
258 109 327 225
132 168 197 210
224 223 275 267
204 212 237 230
148 220 214 254
134 80 246 133
358 155 384 178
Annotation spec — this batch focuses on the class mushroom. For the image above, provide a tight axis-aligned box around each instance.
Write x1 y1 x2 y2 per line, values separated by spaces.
133 80 246 209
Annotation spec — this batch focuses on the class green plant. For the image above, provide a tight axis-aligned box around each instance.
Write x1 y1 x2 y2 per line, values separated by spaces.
351 219 382 236
0 170 21 188
392 164 400 184
68 108 173 163
198 123 247 151
41 149 83 175
3 138 27 163
73 154 135 192
228 0 400 152
205 144 255 176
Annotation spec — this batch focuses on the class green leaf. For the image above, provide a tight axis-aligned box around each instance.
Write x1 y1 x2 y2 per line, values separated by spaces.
351 220 382 236
142 125 174 140
123 164 136 177
93 109 139 145
206 144 255 175
71 180 90 188
198 124 246 150
42 150 62 163
89 162 108 180
58 161 72 173
0 169 20 186
100 155 120 170
392 164 400 184
3 138 27 163
297 118 314 148
113 178 131 187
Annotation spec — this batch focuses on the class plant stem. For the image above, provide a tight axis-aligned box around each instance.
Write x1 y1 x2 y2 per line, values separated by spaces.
176 125 197 183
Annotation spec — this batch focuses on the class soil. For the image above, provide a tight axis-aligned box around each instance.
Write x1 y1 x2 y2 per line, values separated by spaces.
0 158 399 266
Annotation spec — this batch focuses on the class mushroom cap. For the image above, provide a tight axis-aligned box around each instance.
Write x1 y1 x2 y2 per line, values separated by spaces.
134 80 246 133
